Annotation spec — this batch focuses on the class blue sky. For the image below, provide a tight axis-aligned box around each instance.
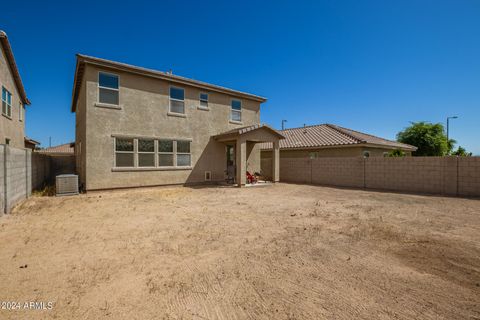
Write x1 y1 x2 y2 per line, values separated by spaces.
2 0 479 154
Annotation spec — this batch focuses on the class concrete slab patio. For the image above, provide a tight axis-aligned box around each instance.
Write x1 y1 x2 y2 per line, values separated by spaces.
0 184 479 319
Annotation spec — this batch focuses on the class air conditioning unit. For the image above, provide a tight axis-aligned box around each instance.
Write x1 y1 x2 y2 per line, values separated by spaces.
56 174 79 196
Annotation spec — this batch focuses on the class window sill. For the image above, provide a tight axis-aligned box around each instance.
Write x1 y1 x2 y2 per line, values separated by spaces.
2 113 12 120
167 112 187 118
112 166 192 172
95 102 122 110
197 106 210 111
229 120 243 125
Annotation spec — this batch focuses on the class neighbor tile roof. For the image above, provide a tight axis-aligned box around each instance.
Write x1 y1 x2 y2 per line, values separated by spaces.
260 124 417 151
0 31 30 105
37 143 74 155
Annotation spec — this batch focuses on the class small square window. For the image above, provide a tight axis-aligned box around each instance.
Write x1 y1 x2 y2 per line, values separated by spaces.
116 153 134 167
159 154 174 166
177 141 190 153
138 139 154 152
158 140 173 153
177 154 191 167
231 99 241 110
115 138 134 151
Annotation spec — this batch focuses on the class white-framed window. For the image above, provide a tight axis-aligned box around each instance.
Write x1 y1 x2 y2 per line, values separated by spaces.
231 99 242 122
115 138 134 167
19 102 23 121
114 137 192 169
199 93 208 109
169 86 185 114
2 86 12 118
98 72 119 105
138 139 155 167
176 140 191 166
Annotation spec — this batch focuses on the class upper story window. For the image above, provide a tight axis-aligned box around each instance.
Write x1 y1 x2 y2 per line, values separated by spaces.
2 86 12 118
98 72 119 105
231 99 242 122
169 87 185 114
19 102 23 122
199 93 208 109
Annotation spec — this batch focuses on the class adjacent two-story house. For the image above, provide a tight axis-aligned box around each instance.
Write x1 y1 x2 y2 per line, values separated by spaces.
71 55 283 191
0 31 31 148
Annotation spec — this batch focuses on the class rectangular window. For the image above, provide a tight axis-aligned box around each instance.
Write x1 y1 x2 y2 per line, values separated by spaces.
199 93 208 109
19 102 23 121
231 99 241 122
115 138 134 167
2 86 12 118
113 137 191 169
99 72 119 105
169 87 185 114
158 139 174 167
176 140 191 166
138 139 155 167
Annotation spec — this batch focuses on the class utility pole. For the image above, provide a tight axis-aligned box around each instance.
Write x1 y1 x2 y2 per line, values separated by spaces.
446 116 458 142
281 119 287 130
49 137 52 148
447 116 458 154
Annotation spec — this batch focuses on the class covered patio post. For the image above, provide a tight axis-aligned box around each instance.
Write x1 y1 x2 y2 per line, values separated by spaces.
236 138 246 187
272 140 280 182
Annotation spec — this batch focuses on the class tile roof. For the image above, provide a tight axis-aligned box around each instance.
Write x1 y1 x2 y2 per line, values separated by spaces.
37 143 74 155
260 124 417 151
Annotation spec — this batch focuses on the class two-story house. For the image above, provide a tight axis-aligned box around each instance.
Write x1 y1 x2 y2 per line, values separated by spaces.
0 31 31 148
71 54 283 191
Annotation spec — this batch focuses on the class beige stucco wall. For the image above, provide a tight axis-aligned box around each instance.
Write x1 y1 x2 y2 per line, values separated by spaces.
0 44 25 148
77 64 262 190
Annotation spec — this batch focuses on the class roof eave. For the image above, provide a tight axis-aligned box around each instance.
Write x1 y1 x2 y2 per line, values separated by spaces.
71 54 267 112
0 31 30 105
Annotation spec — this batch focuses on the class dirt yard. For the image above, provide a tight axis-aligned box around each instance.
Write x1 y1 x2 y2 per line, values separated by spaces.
0 184 479 319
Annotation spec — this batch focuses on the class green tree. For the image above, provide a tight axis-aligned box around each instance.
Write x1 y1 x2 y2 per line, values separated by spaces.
451 146 472 157
396 122 455 156
387 149 406 157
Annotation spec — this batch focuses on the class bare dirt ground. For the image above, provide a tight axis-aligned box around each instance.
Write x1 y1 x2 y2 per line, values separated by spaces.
0 183 479 320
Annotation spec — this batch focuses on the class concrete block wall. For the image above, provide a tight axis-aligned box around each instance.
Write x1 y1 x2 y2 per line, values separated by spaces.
275 156 480 197
312 157 364 188
0 145 54 214
458 157 480 196
31 153 51 190
5 147 30 212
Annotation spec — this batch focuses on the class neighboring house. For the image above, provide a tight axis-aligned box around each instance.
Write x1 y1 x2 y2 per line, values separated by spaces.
71 54 283 191
37 142 74 156
260 123 417 165
0 31 31 148
24 137 40 150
